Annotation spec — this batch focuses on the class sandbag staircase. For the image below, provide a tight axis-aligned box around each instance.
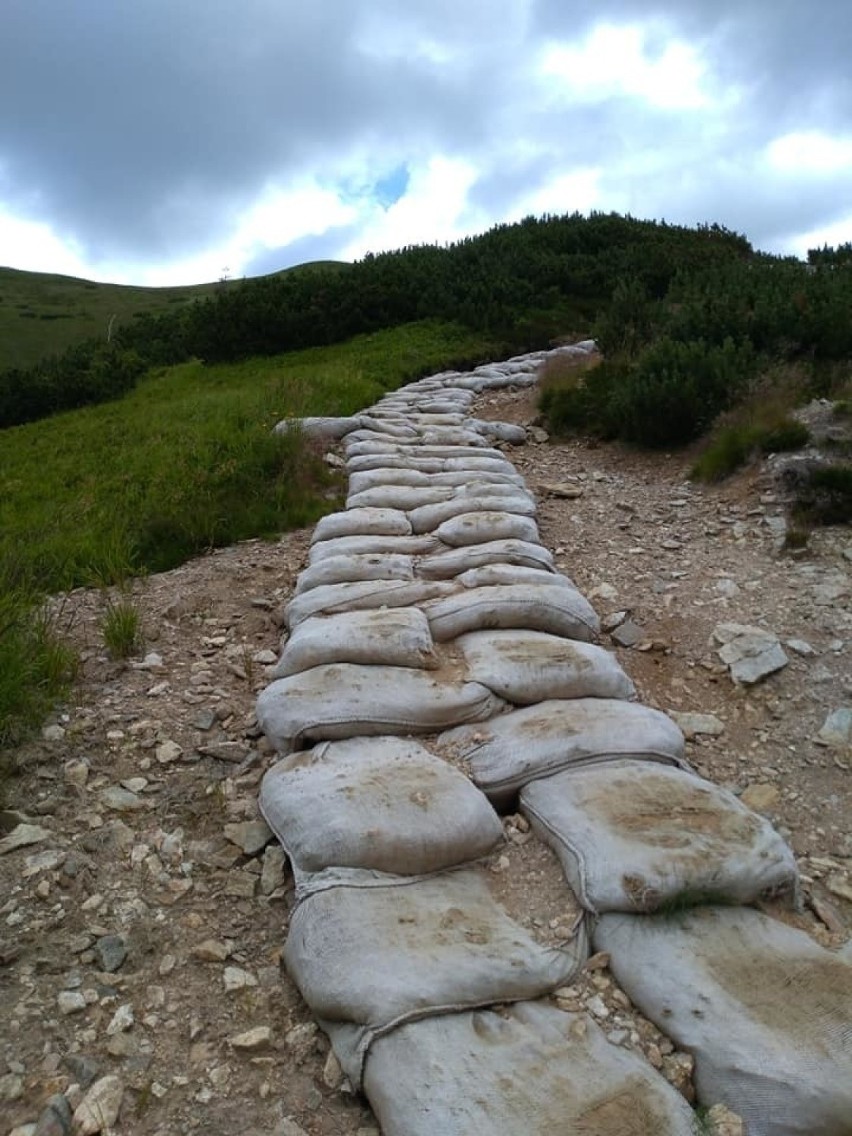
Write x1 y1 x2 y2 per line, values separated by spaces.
256 343 852 1136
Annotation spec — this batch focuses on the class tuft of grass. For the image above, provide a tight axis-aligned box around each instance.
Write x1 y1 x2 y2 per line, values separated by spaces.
0 564 77 765
101 596 142 659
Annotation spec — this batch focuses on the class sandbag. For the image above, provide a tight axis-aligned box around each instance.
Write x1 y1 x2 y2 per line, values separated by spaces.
294 552 414 594
273 415 356 440
364 1001 698 1136
308 533 440 565
286 869 587 1085
346 454 514 476
425 583 598 643
456 565 574 590
409 494 537 535
257 663 505 752
274 608 437 677
416 539 555 579
348 468 525 495
259 736 502 880
457 629 633 703
434 511 540 547
311 507 412 543
595 907 852 1136
346 485 457 511
522 760 798 913
286 578 455 629
348 443 507 462
464 418 527 445
438 699 686 806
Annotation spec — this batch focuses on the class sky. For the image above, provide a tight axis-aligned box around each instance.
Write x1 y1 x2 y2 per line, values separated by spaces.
2 0 851 286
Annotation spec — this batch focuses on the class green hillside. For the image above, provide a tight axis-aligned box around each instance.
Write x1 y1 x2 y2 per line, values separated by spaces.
0 260 348 371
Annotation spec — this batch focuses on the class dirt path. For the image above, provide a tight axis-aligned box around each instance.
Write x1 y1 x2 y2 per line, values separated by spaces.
1 379 850 1136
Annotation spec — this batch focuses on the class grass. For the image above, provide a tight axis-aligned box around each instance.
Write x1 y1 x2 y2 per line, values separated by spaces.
0 260 351 371
0 319 495 592
0 319 497 750
101 596 143 659
0 563 78 784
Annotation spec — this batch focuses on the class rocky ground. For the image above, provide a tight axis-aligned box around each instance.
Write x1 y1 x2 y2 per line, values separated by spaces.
1 382 850 1136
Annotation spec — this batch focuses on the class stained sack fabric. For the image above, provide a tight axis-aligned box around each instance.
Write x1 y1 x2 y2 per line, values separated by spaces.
363 1001 698 1136
457 628 633 704
257 663 505 752
285 578 455 629
522 760 799 913
285 869 587 1085
310 506 412 542
438 699 686 806
594 907 852 1136
294 552 415 594
259 736 503 884
415 539 555 579
273 608 437 678
425 583 599 643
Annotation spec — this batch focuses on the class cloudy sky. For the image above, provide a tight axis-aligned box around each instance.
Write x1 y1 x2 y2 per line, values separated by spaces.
2 1 851 286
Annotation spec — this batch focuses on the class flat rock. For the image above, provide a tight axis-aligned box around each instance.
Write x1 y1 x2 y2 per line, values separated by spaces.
73 1075 124 1135
224 819 273 856
0 823 53 855
669 712 725 740
713 623 788 685
814 708 852 749
155 739 183 764
192 939 234 962
229 1026 272 1051
610 619 643 648
223 965 258 991
739 783 780 812
100 786 144 812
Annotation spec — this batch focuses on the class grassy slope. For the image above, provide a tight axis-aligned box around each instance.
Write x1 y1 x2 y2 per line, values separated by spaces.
0 319 497 592
0 260 348 370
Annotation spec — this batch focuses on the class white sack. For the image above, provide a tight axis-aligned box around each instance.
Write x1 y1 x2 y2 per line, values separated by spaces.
464 418 527 445
595 907 852 1136
434 511 540 547
437 699 686 805
416 539 555 579
286 578 455 629
311 507 412 544
273 415 356 440
274 608 437 677
457 629 633 703
259 736 502 878
346 485 457 511
347 454 514 476
257 663 505 752
425 583 598 642
348 468 525 495
364 1001 698 1136
308 533 440 565
522 760 798 913
286 869 586 1085
456 565 573 590
409 495 536 535
294 552 414 594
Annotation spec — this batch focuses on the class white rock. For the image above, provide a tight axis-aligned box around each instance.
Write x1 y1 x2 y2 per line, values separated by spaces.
669 712 726 740
57 991 87 1015
73 1075 124 1135
223 966 258 992
786 638 817 657
155 739 183 765
814 708 852 749
713 623 788 685
0 823 52 855
106 1003 134 1035
224 819 273 856
229 1026 272 1051
42 724 66 742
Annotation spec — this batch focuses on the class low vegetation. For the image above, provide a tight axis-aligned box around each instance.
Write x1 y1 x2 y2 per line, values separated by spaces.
0 320 499 747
